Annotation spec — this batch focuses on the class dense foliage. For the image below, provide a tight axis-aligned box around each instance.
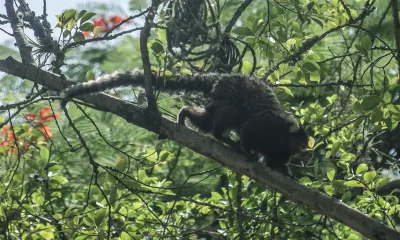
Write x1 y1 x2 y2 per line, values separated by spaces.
1 0 400 239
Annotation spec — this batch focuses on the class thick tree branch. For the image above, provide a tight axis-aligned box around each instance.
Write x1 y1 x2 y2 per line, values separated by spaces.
0 57 399 240
5 0 34 63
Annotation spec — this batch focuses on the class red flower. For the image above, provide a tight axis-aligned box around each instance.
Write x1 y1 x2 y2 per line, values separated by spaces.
92 15 131 34
94 18 105 27
93 17 109 32
109 15 123 25
1 126 18 155
40 107 60 122
24 107 60 140
1 125 15 141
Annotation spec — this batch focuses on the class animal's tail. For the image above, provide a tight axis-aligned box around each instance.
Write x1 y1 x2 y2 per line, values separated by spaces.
60 71 217 109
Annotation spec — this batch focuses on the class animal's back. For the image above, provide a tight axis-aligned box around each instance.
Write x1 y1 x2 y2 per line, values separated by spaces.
210 75 283 117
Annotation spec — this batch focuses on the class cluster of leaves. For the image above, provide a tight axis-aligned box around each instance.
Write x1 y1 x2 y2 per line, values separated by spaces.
2 0 400 239
0 107 59 155
55 9 130 42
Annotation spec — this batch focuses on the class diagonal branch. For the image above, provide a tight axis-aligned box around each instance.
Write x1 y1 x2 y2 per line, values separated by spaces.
223 0 254 35
0 57 399 240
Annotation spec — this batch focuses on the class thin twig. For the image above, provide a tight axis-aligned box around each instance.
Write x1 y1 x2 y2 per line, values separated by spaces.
139 0 161 110
391 0 400 70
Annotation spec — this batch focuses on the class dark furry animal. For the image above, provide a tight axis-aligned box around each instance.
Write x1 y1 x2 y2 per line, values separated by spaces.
61 72 308 176
178 76 308 176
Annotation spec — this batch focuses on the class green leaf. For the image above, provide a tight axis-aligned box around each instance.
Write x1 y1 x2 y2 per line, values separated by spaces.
159 151 172 162
22 204 35 213
232 27 253 36
310 16 324 27
200 206 211 214
348 233 361 240
388 206 397 216
65 207 74 218
324 185 335 196
39 226 54 240
387 104 400 113
116 158 128 172
83 216 94 226
352 101 363 113
376 177 390 189
180 69 192 76
81 12 97 24
94 209 107 226
371 108 383 123
327 21 338 29
291 21 300 32
93 26 102 36
66 218 75 230
241 61 253 74
144 148 157 162
119 206 127 215
33 195 44 206
86 70 95 80
278 86 294 97
340 153 355 161
338 161 350 173
73 32 85 42
67 19 76 30
150 40 164 54
62 9 77 23
211 192 222 202
362 95 380 111
26 159 39 170
121 232 131 240
361 35 372 51
308 137 315 148
355 43 368 58
40 147 49 161
138 169 147 181
53 213 62 220
306 1 315 10
50 176 69 185
302 61 320 72
344 180 364 188
294 69 303 82
383 92 392 103
327 168 336 181
356 163 368 174
363 171 376 183
79 22 94 31
63 30 71 38
67 19 76 31
157 28 167 42
309 71 320 82
300 177 312 186
77 10 87 20
341 191 352 201
286 38 296 45
385 117 398 131
251 18 264 33
330 142 342 156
